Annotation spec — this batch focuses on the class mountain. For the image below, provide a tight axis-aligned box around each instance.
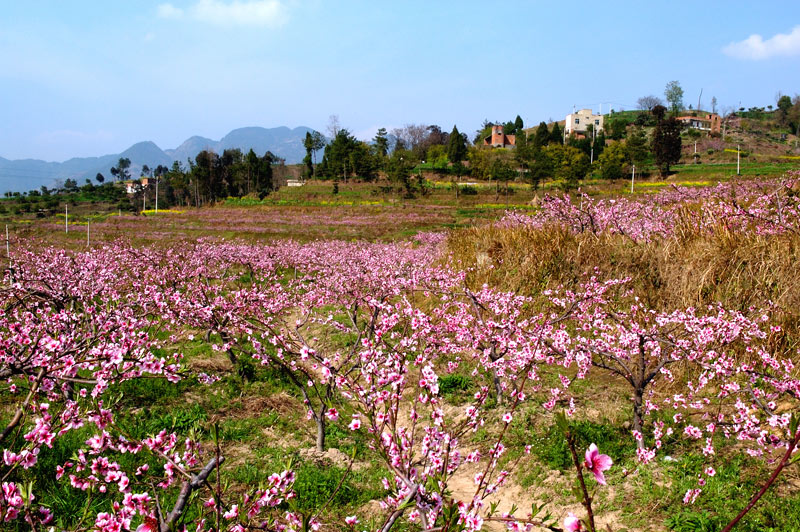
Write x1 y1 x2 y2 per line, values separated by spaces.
0 126 322 193
218 126 315 163
165 136 217 163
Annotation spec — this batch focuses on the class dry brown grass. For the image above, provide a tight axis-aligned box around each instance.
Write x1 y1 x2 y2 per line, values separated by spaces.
447 222 800 350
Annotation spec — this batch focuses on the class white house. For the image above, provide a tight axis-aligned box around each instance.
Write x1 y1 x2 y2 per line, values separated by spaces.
565 109 604 136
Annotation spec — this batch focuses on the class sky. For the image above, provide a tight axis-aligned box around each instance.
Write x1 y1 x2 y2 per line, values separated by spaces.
2 1 800 162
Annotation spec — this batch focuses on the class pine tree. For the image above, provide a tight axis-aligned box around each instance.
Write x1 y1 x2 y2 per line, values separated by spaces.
549 122 563 145
447 125 467 163
533 122 550 147
652 115 682 177
625 127 649 168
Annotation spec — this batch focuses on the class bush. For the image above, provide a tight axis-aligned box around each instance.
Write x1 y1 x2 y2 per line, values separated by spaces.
460 185 478 195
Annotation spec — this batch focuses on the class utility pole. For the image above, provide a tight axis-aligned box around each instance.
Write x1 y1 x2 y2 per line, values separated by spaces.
697 88 703 112
65 205 68 233
5 225 9 259
631 164 635 194
155 174 159 213
737 144 741 176
87 219 90 246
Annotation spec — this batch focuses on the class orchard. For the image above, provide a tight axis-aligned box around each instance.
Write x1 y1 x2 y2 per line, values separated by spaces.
1 172 800 531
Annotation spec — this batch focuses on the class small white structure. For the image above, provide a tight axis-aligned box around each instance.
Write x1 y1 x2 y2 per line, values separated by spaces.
565 109 604 136
286 179 305 187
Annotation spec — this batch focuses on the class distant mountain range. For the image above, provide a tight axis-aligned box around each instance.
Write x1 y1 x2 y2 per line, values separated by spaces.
0 126 321 193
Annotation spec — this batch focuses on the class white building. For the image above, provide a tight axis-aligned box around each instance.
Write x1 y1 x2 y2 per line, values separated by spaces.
565 109 604 136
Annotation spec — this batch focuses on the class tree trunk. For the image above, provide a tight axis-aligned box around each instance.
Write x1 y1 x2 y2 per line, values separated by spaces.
632 386 644 450
493 370 503 406
316 414 326 452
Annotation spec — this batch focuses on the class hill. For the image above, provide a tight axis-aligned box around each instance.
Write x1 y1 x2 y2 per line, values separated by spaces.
0 126 322 193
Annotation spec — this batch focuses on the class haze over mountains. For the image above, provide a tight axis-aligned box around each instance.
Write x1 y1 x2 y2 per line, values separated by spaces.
0 126 320 193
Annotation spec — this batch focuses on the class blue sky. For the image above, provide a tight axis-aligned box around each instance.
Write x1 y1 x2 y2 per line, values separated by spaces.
2 1 800 161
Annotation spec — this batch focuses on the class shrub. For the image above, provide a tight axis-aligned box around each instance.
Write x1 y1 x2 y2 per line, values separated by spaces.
460 185 478 195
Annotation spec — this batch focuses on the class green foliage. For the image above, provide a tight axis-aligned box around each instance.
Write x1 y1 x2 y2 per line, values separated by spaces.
656 452 800 532
110 157 131 182
293 463 356 510
607 117 629 140
459 185 478 195
549 122 563 145
665 80 685 114
626 126 650 167
665 511 716 532
652 115 682 176
130 403 208 439
116 375 196 408
544 144 589 190
597 141 628 180
533 121 550 148
319 129 378 181
529 419 633 470
447 125 468 163
387 150 416 197
438 374 474 402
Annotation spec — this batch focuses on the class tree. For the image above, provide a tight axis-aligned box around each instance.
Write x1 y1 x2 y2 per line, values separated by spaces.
473 119 493 145
446 125 467 164
596 141 628 180
303 132 315 179
711 96 718 114
110 157 131 182
607 118 628 140
664 81 684 114
319 129 376 180
652 112 682 177
626 126 649 168
326 114 340 138
545 144 589 190
533 121 550 148
549 122 563 145
514 115 524 132
488 150 516 198
373 127 389 158
592 130 606 161
789 96 800 134
391 124 430 159
95 172 105 184
637 95 663 111
777 94 793 126
387 149 415 197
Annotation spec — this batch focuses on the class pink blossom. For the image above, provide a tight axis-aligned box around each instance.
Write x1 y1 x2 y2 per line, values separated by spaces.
584 443 613 485
564 513 582 531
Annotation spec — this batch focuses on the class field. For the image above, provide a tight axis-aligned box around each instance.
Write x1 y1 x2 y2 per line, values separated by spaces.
2 168 800 532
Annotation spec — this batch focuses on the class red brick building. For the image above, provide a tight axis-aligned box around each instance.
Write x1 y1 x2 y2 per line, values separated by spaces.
483 125 516 148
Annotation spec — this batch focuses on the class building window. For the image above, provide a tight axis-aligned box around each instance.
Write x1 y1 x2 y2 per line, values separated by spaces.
595 120 599 125
575 118 580 124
